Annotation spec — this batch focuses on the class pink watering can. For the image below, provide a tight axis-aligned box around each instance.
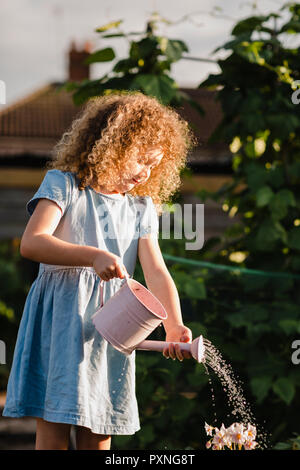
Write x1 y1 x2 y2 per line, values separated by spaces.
91 273 205 363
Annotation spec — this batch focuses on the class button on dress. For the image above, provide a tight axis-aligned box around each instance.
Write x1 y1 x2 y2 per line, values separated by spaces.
2 169 159 435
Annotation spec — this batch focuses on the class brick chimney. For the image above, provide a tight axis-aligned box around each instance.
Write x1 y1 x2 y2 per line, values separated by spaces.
68 40 92 81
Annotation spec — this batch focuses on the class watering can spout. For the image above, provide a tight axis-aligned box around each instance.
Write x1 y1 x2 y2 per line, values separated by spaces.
136 335 205 363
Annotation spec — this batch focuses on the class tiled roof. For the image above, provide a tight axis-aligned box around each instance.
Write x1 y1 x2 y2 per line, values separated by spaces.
0 83 80 138
0 82 230 165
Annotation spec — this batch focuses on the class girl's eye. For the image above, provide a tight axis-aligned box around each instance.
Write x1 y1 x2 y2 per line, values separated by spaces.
136 157 156 170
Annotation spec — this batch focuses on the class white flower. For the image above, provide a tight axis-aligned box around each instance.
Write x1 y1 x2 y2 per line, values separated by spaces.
205 422 258 451
223 429 234 448
204 422 214 436
244 439 258 450
206 440 212 449
212 444 221 450
219 423 226 435
229 423 246 446
218 423 232 448
212 428 226 449
245 423 257 441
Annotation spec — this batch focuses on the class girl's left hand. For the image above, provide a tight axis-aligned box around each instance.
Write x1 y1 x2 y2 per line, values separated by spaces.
163 324 193 361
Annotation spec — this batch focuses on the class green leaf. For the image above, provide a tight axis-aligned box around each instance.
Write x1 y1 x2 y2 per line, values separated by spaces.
279 21 300 34
84 48 115 64
130 74 177 104
250 376 272 403
265 114 300 139
231 16 270 36
171 396 195 421
199 73 223 90
267 166 285 189
273 189 296 209
256 186 274 207
255 219 287 250
226 312 248 329
112 58 137 73
242 113 266 134
273 441 293 450
278 319 300 335
72 80 105 105
139 423 155 444
158 38 188 62
183 279 207 300
272 378 295 405
291 255 300 270
287 161 300 184
269 193 289 221
101 33 126 38
214 33 252 53
245 162 268 190
186 321 208 338
153 59 172 74
235 41 268 66
287 227 300 250
0 300 14 320
240 92 265 114
130 37 158 60
95 20 123 33
101 76 133 91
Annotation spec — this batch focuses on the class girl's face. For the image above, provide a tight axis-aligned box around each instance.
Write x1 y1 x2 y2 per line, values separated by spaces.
118 147 163 191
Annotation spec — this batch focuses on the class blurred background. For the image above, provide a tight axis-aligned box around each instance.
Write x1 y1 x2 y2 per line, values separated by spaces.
0 0 300 450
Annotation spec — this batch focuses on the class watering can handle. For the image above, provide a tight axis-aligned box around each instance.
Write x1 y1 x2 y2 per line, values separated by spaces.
99 272 131 308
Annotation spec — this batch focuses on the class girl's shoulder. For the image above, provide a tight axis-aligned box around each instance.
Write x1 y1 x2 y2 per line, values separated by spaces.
26 169 78 217
45 168 76 182
43 169 80 194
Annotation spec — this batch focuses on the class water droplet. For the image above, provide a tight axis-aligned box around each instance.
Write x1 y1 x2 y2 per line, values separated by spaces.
202 337 270 449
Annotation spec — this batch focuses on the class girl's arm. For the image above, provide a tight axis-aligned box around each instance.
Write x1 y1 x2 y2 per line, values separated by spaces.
138 236 192 361
21 199 128 280
21 198 99 266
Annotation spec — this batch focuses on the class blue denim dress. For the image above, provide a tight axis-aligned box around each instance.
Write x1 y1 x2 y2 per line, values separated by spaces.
2 169 159 435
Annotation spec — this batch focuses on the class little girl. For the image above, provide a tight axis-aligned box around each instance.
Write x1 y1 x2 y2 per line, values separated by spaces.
3 92 195 450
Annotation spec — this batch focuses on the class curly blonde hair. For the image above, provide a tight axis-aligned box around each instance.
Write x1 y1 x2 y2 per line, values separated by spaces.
47 91 196 215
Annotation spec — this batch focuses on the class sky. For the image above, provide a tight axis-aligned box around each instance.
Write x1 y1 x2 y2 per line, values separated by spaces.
0 0 288 106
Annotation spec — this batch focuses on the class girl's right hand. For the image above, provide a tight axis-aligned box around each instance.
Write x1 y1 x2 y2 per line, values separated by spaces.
92 250 129 282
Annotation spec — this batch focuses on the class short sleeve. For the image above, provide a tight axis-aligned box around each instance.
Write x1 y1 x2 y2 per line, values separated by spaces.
26 169 72 217
138 196 159 239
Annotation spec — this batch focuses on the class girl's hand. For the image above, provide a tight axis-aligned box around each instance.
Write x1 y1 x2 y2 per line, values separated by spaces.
162 324 193 361
93 250 129 281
